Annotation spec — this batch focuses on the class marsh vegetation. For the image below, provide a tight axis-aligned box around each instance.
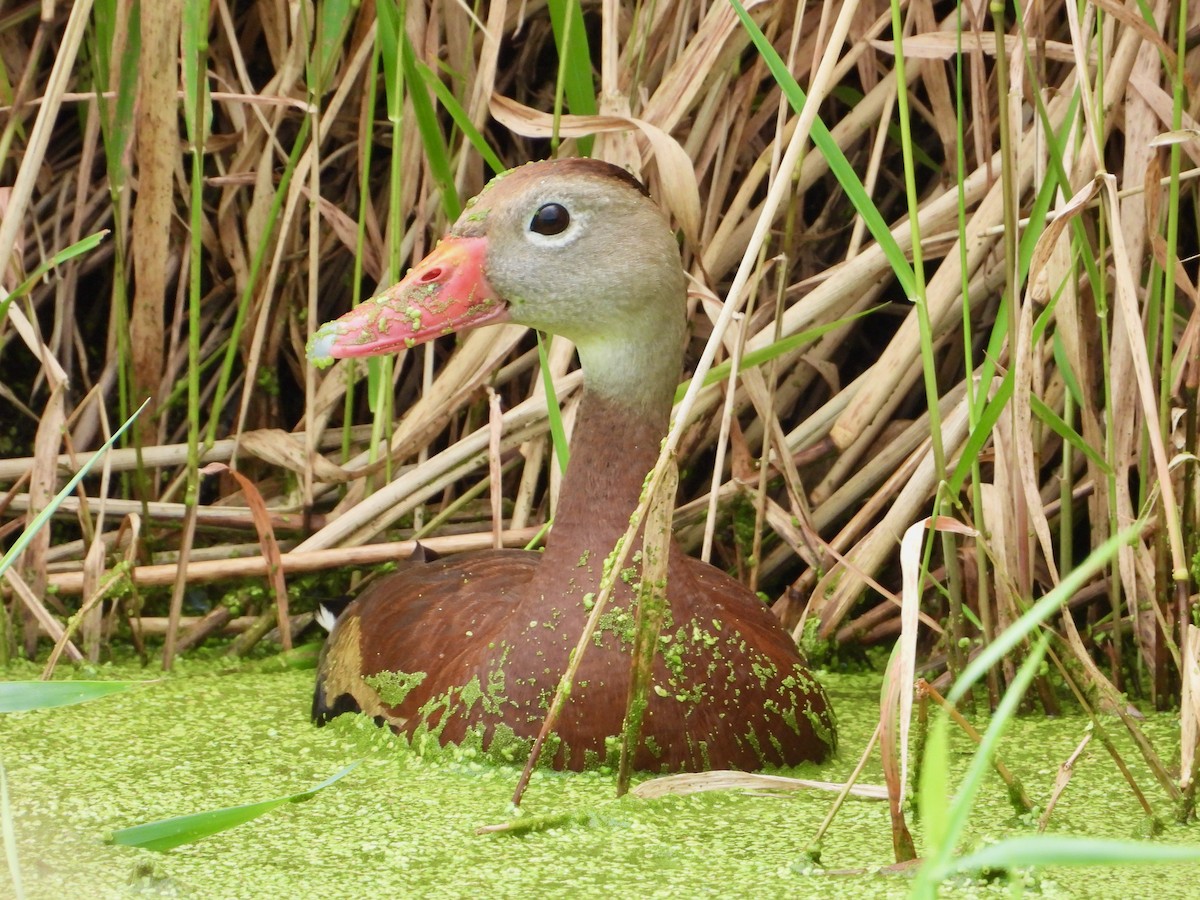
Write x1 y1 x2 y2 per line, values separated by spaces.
1 0 1198 895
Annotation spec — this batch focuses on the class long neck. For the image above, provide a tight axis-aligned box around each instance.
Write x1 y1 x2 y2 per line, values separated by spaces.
541 298 683 555
543 388 669 569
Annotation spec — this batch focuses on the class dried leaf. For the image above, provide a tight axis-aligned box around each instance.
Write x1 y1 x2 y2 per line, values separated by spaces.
871 33 1080 63
490 94 701 245
200 463 292 651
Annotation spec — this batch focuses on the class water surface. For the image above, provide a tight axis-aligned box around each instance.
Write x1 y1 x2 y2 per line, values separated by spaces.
1 655 1193 897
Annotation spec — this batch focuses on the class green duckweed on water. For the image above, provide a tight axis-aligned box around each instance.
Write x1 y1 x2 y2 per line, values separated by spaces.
0 653 1196 898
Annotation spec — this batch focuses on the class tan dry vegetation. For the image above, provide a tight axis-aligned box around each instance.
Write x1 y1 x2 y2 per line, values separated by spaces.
0 0 1197 763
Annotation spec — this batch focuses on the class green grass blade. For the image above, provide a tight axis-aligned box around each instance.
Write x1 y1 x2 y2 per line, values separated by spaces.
673 307 880 404
108 761 361 852
0 682 143 713
730 0 916 299
947 368 1013 496
916 712 950 857
180 0 210 146
1 230 108 319
91 0 140 185
537 333 570 474
948 835 1200 874
1053 330 1085 409
89 0 140 439
0 399 148 578
375 0 403 120
1030 392 1112 474
314 0 354 88
110 800 286 853
547 0 596 116
416 60 505 174
915 632 1052 895
400 32 460 219
546 0 596 155
182 0 209 517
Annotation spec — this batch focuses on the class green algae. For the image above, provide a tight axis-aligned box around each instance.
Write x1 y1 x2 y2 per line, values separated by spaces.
592 605 636 649
363 669 426 707
1 660 1197 899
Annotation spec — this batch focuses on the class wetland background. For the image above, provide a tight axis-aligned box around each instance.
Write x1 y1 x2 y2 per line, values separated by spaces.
1 0 1199 895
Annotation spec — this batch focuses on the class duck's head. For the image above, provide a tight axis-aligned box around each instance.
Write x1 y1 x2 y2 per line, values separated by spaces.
308 159 687 405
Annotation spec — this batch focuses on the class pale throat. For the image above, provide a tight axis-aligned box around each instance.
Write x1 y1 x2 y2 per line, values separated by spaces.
574 320 684 422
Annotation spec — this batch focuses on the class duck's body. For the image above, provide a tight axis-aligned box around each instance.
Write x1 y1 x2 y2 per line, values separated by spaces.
309 158 834 771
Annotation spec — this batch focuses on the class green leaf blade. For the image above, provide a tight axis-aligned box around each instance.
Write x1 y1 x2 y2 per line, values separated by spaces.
729 0 917 299
950 835 1200 873
108 762 362 852
0 681 141 713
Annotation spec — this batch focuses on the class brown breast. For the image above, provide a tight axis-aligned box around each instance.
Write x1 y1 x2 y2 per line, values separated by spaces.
315 543 835 772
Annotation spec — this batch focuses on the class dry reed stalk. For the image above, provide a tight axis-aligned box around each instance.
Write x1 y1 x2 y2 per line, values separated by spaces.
33 612 274 641
1182 625 1200 796
485 387 503 549
4 567 81 664
916 678 1033 813
44 527 539 596
630 769 886 800
130 0 180 445
1038 731 1092 831
4 493 315 531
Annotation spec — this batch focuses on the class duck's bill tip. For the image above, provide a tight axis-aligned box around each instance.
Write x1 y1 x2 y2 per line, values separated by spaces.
306 236 506 362
305 327 340 367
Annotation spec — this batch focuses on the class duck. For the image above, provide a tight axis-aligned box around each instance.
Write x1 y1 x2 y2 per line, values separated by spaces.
306 158 835 771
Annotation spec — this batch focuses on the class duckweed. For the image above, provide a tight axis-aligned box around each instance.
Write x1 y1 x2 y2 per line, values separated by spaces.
0 660 1193 898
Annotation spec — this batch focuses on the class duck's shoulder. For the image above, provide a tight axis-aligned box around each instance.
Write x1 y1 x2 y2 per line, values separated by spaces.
349 548 540 609
417 548 541 589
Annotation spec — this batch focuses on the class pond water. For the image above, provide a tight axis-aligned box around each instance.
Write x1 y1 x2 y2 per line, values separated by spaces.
0 651 1195 898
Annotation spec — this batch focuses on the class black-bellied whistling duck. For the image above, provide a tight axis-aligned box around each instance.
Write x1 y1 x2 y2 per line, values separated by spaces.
307 158 835 771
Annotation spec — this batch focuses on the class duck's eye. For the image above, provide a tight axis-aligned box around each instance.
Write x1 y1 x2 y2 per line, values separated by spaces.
530 203 570 236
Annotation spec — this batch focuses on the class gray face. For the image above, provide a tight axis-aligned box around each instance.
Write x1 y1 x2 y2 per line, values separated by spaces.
449 161 688 350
